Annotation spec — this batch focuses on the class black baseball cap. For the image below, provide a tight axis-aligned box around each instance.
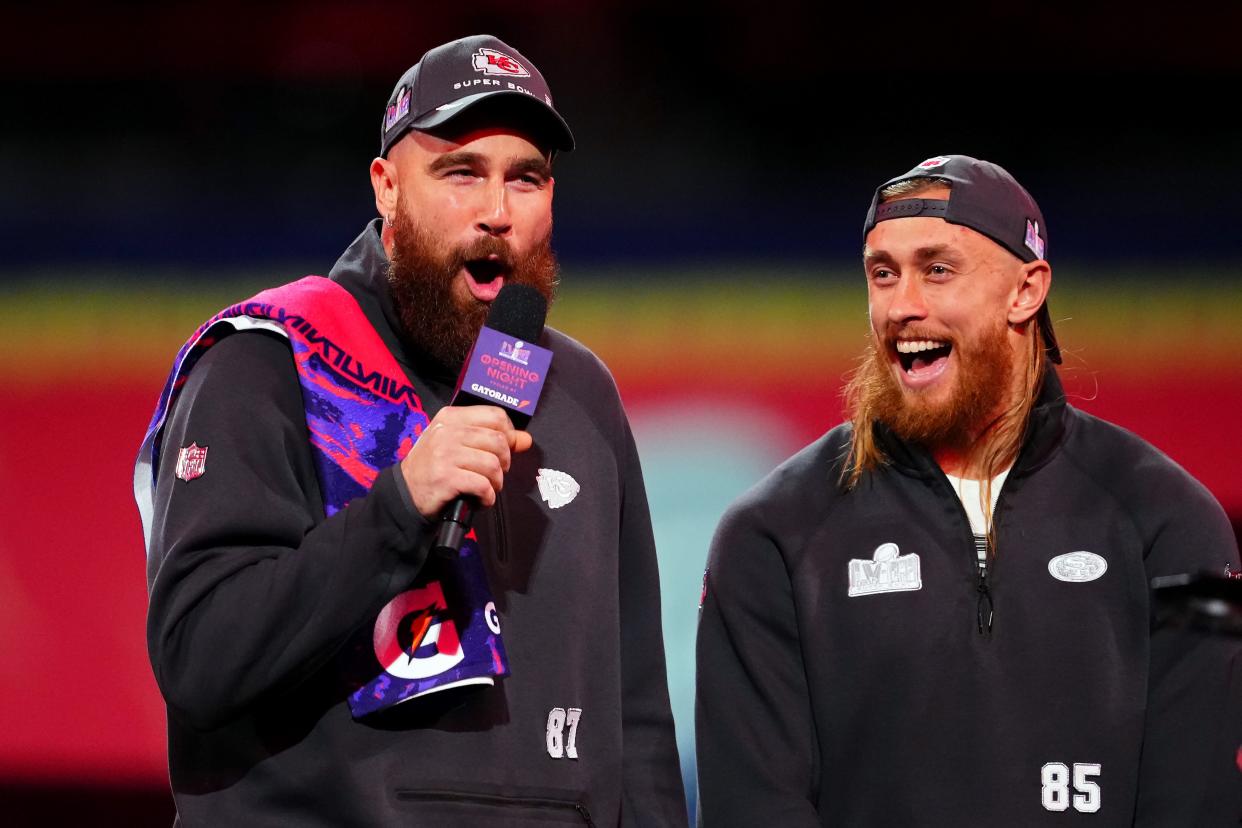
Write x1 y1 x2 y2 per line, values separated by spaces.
380 34 575 158
863 155 1061 364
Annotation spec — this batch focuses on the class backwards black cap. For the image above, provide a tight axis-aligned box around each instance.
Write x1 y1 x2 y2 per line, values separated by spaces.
863 155 1061 364
380 34 575 158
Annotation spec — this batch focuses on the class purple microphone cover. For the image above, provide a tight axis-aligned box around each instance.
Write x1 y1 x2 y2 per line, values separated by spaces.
460 326 552 415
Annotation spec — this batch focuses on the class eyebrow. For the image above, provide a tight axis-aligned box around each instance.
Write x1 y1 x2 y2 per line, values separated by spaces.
427 151 483 173
428 151 552 179
862 246 895 267
863 244 962 266
509 156 553 179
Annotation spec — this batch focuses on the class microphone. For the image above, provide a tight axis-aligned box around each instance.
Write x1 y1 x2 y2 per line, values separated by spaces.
432 283 552 557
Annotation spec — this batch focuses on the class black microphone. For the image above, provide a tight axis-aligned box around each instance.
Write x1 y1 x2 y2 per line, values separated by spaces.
432 283 550 557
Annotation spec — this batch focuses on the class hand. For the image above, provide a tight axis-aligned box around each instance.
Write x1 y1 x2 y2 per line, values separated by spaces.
400 406 533 518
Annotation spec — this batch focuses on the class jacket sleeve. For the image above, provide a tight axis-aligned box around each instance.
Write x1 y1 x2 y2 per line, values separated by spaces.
145 330 433 731
1134 465 1242 826
616 418 689 827
695 499 821 827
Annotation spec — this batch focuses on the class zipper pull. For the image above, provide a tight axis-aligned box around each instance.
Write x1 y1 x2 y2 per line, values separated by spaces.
976 568 994 635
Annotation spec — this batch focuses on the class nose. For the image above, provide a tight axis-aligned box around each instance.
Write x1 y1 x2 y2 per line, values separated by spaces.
476 178 512 237
886 274 928 326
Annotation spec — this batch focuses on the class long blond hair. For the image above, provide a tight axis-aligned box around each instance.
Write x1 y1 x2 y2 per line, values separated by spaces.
840 321 1048 563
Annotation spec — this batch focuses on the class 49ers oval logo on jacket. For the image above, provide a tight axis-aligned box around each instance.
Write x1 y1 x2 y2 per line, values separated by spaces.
1048 551 1108 583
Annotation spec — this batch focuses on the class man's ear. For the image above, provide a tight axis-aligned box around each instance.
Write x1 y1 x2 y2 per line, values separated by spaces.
370 156 398 222
1008 260 1051 325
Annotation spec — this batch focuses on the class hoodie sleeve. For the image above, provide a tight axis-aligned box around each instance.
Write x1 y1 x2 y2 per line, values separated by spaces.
145 330 433 731
695 497 822 827
1133 459 1242 826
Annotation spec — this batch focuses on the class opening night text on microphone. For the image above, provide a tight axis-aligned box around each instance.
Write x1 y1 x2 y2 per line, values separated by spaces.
460 326 553 415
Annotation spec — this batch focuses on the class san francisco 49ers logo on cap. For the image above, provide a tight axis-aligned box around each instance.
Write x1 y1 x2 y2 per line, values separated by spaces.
472 48 530 78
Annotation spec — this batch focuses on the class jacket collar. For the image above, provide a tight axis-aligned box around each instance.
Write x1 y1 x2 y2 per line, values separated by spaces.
873 366 1068 479
326 219 459 386
327 219 405 342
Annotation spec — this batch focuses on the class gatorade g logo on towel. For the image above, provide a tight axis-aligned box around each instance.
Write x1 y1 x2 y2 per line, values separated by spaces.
348 538 509 717
373 582 464 679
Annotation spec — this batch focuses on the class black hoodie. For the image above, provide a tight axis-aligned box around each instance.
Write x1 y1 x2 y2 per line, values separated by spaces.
144 221 686 827
697 371 1240 826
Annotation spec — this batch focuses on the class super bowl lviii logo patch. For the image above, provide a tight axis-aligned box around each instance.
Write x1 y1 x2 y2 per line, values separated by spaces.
1025 218 1046 259
384 85 411 132
848 542 922 597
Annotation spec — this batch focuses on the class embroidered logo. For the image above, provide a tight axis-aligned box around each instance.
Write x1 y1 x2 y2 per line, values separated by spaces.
174 443 208 482
1048 551 1108 583
848 542 922 597
472 48 530 78
917 155 951 169
536 468 579 509
1025 218 1046 259
384 85 411 132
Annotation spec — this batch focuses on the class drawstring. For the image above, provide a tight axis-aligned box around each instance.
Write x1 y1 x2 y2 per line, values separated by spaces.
976 566 994 635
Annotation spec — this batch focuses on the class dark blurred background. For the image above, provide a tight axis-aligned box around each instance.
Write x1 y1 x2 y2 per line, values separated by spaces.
8 1 1242 270
4 2 1240 825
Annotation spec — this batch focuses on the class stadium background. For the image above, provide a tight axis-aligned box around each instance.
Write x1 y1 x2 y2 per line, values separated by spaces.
3 3 1240 823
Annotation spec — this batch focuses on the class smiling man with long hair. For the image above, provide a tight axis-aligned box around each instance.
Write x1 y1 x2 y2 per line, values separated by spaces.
696 155 1240 826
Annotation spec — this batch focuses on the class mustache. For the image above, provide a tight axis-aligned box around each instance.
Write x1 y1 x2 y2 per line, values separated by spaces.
386 206 559 372
452 236 516 275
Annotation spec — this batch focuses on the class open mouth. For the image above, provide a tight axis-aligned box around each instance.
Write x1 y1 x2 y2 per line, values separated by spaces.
464 257 508 284
895 338 952 376
461 256 511 302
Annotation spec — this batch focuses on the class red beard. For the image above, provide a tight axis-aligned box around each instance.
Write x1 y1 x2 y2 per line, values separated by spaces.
856 317 1013 449
386 204 559 371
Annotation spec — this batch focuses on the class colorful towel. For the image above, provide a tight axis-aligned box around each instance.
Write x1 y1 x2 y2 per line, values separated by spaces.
135 276 510 718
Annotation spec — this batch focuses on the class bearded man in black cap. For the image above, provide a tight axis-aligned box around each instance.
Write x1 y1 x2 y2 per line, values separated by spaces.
696 155 1240 826
136 35 685 826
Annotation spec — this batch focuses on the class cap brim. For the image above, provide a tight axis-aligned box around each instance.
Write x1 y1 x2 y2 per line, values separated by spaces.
412 90 575 152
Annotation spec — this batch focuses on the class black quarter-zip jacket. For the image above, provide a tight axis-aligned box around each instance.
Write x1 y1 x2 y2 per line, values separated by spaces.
144 221 686 827
696 371 1241 827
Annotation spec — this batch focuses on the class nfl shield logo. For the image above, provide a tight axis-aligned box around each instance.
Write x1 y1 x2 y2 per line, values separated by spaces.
175 443 208 482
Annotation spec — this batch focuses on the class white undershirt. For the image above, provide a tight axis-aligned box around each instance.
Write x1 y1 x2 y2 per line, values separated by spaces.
944 467 1012 570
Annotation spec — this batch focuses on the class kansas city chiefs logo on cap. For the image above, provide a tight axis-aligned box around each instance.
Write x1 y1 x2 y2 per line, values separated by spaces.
917 156 952 169
472 48 531 78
